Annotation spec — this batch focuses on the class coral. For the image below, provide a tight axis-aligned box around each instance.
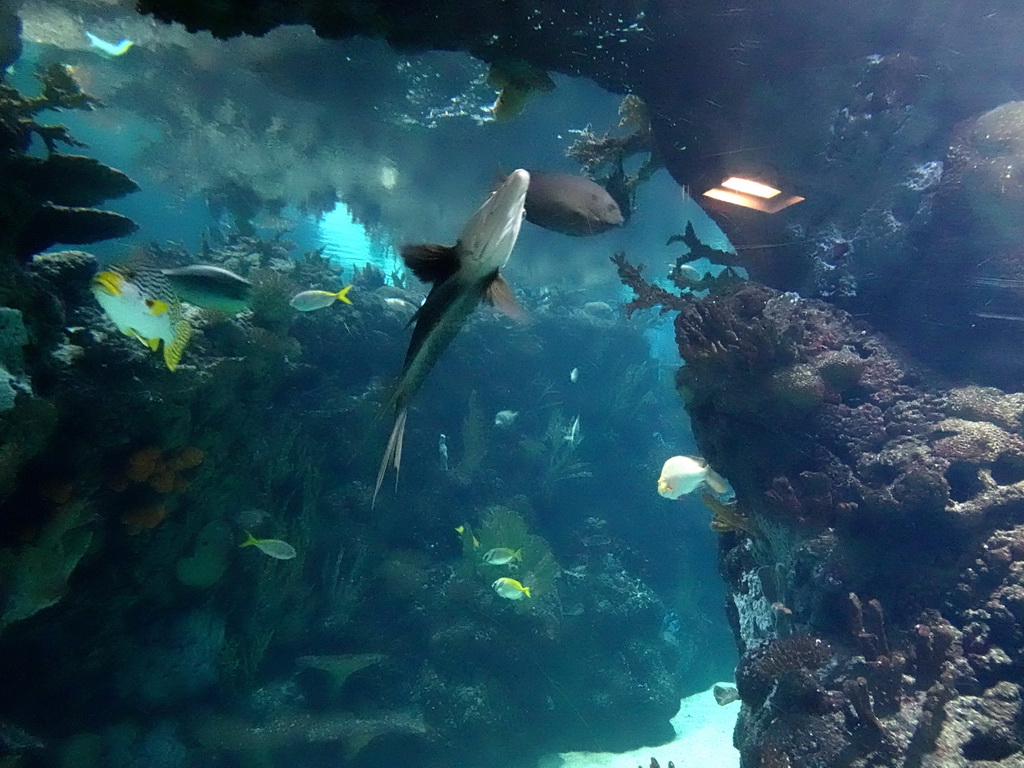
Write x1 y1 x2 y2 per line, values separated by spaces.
518 410 592 495
0 502 93 633
117 609 225 707
0 308 28 413
111 446 203 495
471 505 559 604
248 268 298 332
175 519 232 588
120 503 168 535
735 634 831 708
566 94 661 218
610 251 690 319
700 493 757 535
0 66 138 260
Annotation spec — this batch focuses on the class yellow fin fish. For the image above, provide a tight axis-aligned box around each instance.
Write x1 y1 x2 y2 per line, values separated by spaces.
481 547 522 566
91 261 192 371
240 531 297 560
289 285 353 312
492 576 531 600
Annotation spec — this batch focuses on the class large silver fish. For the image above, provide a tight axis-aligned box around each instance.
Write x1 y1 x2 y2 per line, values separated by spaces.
373 169 530 506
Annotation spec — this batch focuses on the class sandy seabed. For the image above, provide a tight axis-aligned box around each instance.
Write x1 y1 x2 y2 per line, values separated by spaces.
538 683 740 768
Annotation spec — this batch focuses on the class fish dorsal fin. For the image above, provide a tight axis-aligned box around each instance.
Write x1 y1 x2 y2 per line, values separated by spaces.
163 319 192 371
400 243 460 285
484 273 525 321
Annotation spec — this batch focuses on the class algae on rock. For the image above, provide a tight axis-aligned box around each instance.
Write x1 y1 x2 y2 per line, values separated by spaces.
0 501 93 633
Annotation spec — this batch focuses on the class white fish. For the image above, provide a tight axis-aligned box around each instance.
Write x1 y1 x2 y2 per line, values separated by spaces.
481 547 522 566
657 455 729 500
569 367 579 383
494 410 519 427
563 415 581 445
438 433 449 472
85 31 134 56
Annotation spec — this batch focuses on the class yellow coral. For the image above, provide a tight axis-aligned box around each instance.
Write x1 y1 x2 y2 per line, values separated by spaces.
701 493 758 535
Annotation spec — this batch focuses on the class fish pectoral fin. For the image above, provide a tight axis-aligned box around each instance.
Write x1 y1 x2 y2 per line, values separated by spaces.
400 243 460 285
373 408 408 509
146 298 170 316
163 320 192 371
144 336 161 352
484 274 525 321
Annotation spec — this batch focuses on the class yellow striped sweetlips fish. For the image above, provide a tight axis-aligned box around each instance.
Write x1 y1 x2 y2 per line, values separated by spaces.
91 260 192 371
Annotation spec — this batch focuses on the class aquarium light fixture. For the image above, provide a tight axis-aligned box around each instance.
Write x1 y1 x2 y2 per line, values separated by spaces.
703 176 804 213
721 176 780 198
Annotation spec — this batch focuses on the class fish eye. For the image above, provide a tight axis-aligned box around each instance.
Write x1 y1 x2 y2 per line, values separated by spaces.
145 299 154 307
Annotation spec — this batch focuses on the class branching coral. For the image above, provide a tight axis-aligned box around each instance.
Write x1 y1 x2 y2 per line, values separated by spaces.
700 493 757 535
611 227 747 321
0 65 138 259
518 410 593 495
566 94 661 217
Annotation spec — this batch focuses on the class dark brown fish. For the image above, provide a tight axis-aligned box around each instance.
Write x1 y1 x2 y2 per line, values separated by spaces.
524 172 625 236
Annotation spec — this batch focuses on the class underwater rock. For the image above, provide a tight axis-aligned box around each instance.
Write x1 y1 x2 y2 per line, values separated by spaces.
0 501 93 633
948 101 1024 246
16 206 138 259
191 710 426 755
6 155 139 209
658 280 1024 765
0 3 20 70
0 69 140 260
117 609 225 707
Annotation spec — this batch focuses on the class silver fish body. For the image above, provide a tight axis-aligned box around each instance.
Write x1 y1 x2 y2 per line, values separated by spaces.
373 170 529 505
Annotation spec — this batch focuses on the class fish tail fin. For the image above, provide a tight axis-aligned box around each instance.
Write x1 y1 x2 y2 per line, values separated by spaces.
336 285 353 304
164 320 192 371
240 531 257 548
523 586 532 598
706 467 729 495
372 407 408 508
513 549 523 561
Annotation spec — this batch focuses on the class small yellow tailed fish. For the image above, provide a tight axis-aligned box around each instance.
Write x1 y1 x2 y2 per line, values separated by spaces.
482 547 522 566
455 524 480 549
492 577 531 600
240 532 297 560
289 285 353 312
91 261 192 371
